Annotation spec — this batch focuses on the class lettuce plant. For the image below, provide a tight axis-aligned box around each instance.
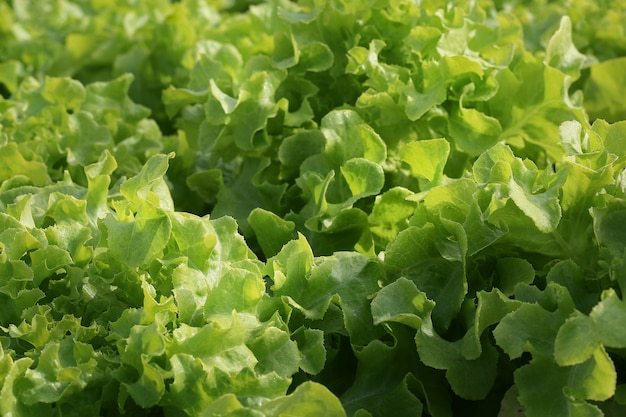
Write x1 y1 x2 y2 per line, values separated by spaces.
1 0 626 416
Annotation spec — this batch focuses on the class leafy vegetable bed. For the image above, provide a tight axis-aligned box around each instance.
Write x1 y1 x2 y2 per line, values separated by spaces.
1 0 626 416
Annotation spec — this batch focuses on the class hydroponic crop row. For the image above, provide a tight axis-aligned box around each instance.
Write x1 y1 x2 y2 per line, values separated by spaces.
1 0 626 416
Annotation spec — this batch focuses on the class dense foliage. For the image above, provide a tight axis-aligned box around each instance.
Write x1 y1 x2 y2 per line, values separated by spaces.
1 0 626 415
